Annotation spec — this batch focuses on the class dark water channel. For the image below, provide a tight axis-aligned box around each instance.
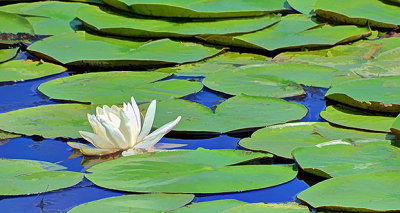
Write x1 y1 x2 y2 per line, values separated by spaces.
0 54 328 212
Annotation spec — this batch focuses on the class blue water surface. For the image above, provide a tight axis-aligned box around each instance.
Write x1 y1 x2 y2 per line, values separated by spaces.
0 56 328 212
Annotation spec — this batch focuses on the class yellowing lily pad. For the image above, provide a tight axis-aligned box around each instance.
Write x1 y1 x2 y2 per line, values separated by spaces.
39 71 203 104
77 6 280 38
222 203 309 213
273 37 400 78
0 60 66 82
0 159 83 195
27 32 221 68
203 67 305 98
325 76 400 113
0 130 20 139
102 0 289 18
293 140 400 178
0 104 93 138
86 148 297 194
314 0 400 28
297 171 400 212
239 122 390 158
152 95 308 133
201 14 370 51
320 105 395 133
68 194 194 213
156 52 269 76
170 200 246 213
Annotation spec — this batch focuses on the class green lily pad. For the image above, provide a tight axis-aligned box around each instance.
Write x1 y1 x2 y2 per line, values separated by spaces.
0 1 89 35
170 200 246 213
203 67 305 98
274 37 400 78
286 0 315 14
297 171 400 212
314 0 400 28
0 48 18 62
68 194 194 213
86 148 297 193
293 140 400 178
239 122 390 158
102 0 289 18
0 60 66 82
39 71 203 104
320 105 395 133
0 104 93 138
77 6 280 38
27 31 221 68
222 203 309 213
390 114 400 138
0 11 34 35
152 94 308 133
156 52 269 76
325 76 400 113
234 63 358 88
201 14 371 51
0 159 83 195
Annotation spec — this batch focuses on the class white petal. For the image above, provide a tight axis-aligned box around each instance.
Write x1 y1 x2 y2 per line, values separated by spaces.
79 131 115 149
134 133 164 150
68 142 119 156
99 118 128 149
121 148 146 156
96 106 103 116
144 116 181 141
89 114 110 143
119 107 140 148
137 100 156 142
131 97 141 127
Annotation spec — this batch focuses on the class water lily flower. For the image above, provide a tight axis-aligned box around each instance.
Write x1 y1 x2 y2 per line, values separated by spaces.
68 97 181 156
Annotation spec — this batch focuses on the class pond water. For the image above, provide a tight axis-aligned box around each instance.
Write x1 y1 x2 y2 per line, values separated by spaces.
0 52 328 212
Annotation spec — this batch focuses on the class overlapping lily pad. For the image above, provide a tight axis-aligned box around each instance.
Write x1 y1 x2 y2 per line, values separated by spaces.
0 104 93 138
201 14 370 51
297 171 400 212
325 76 400 113
68 194 194 213
203 66 305 98
0 60 66 82
102 0 289 18
233 63 357 88
293 140 400 178
77 6 280 38
223 203 309 213
287 0 315 14
273 37 400 77
239 122 390 158
320 105 395 133
171 200 246 213
0 130 20 139
152 95 308 133
86 148 297 193
314 0 400 28
0 159 83 195
28 31 221 68
0 1 89 35
0 48 18 62
39 71 203 104
0 11 34 35
391 114 400 138
156 52 269 76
